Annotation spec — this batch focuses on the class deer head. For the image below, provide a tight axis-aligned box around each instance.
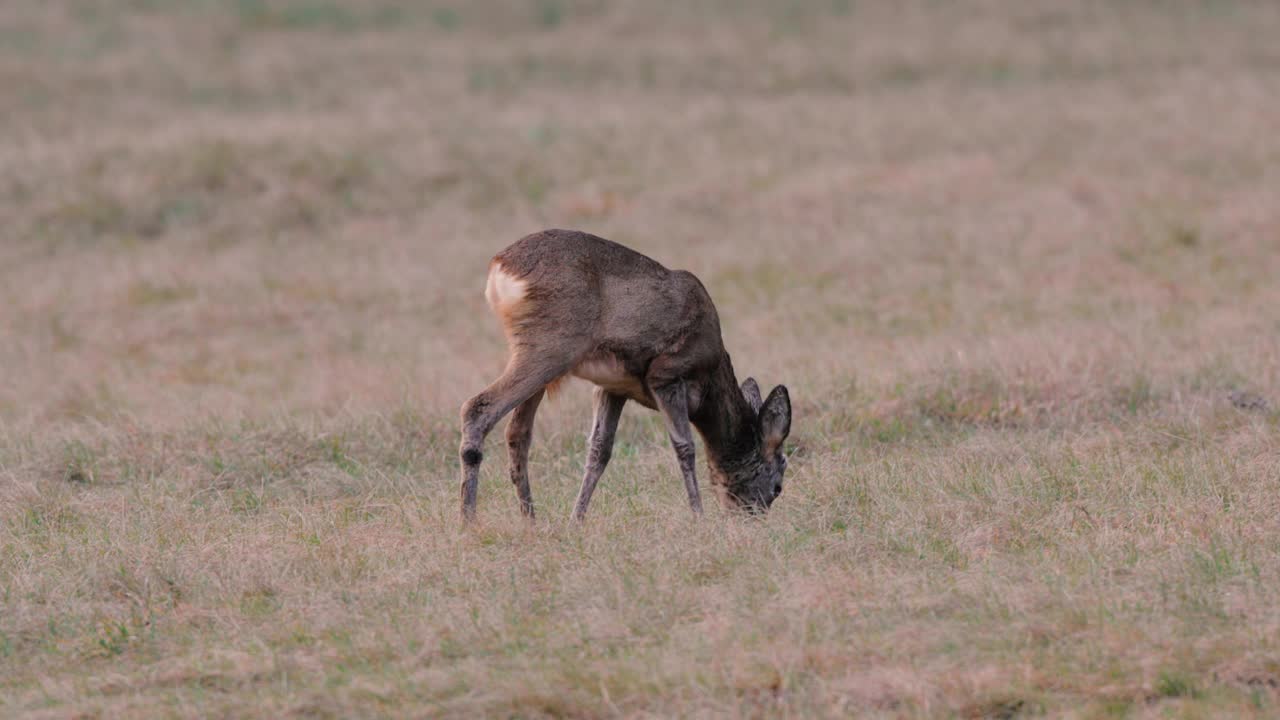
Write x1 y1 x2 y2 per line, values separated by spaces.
705 377 792 514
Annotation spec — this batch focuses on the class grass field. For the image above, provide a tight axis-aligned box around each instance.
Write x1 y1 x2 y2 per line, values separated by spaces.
3 1 1280 717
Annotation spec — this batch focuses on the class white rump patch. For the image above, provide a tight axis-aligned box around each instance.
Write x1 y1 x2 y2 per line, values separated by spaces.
484 263 528 312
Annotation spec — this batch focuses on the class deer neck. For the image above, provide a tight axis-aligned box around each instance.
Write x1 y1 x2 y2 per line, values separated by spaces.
691 353 760 476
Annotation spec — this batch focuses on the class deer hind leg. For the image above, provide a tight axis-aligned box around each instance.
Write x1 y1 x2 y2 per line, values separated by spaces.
572 388 627 521
460 353 571 523
505 389 544 519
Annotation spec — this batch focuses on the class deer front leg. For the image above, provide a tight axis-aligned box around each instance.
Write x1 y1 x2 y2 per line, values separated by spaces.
572 388 627 521
650 380 703 515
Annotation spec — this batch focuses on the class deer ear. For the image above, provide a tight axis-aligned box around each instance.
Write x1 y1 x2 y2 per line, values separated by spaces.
741 377 763 414
760 385 791 454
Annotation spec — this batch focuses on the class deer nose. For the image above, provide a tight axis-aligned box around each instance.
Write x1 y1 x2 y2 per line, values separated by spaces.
773 484 782 497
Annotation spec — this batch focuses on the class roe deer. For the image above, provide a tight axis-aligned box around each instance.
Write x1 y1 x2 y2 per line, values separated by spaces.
459 229 791 522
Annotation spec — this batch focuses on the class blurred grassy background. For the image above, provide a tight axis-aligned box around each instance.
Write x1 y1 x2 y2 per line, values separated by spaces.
2 1 1279 717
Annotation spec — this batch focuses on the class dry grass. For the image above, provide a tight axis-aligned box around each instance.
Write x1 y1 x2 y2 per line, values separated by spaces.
3 1 1280 717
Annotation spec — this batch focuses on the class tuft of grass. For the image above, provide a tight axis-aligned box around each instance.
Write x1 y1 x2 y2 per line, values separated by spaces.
323 436 362 478
1114 373 1159 416
230 488 264 515
240 587 282 617
93 621 132 658
61 440 97 484
1156 671 1201 699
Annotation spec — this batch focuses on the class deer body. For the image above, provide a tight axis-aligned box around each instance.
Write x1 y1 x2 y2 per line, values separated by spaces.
459 229 791 521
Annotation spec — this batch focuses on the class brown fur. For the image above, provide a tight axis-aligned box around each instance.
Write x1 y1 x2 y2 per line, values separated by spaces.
459 229 791 522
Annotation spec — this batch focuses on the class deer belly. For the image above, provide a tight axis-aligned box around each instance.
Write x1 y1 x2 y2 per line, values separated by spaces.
571 355 648 401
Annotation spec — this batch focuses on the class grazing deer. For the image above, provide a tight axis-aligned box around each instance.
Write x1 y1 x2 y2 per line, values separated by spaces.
459 229 791 522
